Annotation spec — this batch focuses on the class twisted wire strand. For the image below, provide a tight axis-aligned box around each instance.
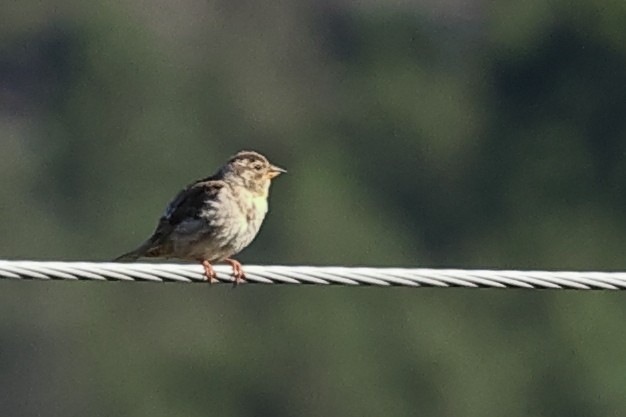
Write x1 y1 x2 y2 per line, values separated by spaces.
0 260 625 289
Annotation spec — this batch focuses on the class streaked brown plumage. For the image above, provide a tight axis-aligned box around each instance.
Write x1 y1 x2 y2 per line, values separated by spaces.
115 150 286 284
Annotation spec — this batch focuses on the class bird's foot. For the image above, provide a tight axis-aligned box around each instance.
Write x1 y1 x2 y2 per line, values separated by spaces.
201 260 218 284
225 258 246 286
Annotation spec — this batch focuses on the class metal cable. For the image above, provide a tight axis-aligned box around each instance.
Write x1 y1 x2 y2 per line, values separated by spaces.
0 260 625 289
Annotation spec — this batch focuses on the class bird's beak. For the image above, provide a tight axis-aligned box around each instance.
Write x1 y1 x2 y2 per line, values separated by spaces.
267 165 287 179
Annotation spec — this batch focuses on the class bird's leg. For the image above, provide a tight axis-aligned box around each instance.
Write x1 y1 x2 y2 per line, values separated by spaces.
200 260 218 284
225 258 246 286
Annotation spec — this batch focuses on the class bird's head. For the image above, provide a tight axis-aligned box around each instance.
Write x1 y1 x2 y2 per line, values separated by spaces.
221 150 286 195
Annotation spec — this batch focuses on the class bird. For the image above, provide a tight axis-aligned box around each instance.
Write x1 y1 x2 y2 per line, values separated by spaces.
115 150 286 284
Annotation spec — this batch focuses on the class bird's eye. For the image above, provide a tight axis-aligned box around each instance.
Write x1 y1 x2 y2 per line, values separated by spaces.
254 164 263 171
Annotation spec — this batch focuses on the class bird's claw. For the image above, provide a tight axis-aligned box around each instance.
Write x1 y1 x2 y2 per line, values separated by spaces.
201 260 218 284
225 258 246 286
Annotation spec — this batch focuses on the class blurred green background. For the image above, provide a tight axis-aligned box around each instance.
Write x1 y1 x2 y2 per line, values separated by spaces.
2 0 626 416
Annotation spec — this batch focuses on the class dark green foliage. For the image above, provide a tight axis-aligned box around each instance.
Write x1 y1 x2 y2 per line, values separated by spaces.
1 1 626 416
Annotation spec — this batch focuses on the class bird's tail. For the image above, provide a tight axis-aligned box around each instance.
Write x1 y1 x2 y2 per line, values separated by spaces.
113 250 143 262
113 240 156 262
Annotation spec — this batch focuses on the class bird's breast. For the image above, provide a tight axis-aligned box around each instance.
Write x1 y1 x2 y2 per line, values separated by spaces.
214 189 269 254
246 194 268 221
239 194 268 239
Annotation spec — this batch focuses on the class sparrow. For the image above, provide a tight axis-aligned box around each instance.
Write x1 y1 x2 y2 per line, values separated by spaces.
115 150 286 284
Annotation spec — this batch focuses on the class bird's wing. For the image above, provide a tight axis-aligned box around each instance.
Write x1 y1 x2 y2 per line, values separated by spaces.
140 179 226 253
158 179 225 234
115 178 226 260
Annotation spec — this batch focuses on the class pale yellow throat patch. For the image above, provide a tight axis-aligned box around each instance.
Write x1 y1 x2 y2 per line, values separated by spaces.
252 193 269 214
259 181 271 199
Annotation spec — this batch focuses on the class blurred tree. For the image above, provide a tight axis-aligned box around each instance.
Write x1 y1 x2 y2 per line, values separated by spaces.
1 1 626 416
